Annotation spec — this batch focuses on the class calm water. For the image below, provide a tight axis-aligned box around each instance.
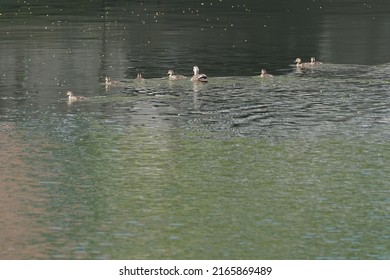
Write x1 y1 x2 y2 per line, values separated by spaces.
1 1 390 259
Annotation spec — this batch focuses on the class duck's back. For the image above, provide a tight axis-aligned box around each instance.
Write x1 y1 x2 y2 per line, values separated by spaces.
192 73 208 82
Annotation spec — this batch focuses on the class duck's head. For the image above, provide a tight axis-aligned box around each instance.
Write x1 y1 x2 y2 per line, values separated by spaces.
193 66 199 75
294 58 302 63
167 70 174 76
311 57 316 63
105 76 109 82
261 69 267 74
66 91 73 97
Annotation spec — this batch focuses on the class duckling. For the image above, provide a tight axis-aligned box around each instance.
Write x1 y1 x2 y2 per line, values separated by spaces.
105 76 120 86
310 57 322 65
294 58 312 68
260 69 273 78
67 91 86 101
135 72 145 82
167 70 186 80
191 66 208 82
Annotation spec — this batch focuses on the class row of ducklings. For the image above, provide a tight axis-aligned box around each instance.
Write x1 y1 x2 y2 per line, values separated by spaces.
69 58 322 101
108 57 321 85
164 57 321 80
105 65 208 86
68 66 206 101
250 57 323 77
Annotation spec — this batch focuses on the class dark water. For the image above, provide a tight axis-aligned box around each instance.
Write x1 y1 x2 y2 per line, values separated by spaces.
1 1 390 259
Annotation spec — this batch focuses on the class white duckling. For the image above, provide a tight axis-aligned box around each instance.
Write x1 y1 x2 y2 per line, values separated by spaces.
167 70 186 80
191 66 208 82
260 69 273 78
294 58 312 68
67 91 86 101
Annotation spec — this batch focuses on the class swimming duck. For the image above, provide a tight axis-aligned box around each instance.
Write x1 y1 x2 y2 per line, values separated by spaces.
67 91 86 101
135 72 145 81
294 58 313 68
260 69 273 78
105 76 120 86
167 70 186 80
191 66 208 82
310 57 322 65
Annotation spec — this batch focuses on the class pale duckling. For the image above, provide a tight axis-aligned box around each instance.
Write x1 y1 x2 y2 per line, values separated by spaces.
105 76 120 86
294 58 313 68
310 57 322 65
260 69 273 78
67 91 86 101
191 66 208 82
167 70 186 80
135 72 145 81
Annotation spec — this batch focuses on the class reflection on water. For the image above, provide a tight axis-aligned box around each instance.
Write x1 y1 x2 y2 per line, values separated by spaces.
0 124 56 258
1 1 390 259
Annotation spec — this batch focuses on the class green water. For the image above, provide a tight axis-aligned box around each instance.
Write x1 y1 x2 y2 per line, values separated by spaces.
2 75 389 259
1 1 390 259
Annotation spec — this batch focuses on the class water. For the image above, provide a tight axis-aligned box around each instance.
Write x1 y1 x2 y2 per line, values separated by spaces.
1 1 390 259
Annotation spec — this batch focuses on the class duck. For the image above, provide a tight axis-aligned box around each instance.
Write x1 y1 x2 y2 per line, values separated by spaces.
105 76 120 86
135 72 145 81
310 57 322 65
260 69 273 78
67 91 86 101
167 70 186 80
294 58 313 68
191 66 208 82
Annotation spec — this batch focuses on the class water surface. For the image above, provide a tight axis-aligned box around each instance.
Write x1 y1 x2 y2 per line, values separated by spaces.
1 0 389 259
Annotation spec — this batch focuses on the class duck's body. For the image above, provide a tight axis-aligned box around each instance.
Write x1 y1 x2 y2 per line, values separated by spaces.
191 66 208 82
260 69 273 78
294 58 313 68
167 70 186 80
67 91 86 101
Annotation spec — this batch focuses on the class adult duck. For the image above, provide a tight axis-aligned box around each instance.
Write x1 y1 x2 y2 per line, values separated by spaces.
167 70 186 80
191 66 208 82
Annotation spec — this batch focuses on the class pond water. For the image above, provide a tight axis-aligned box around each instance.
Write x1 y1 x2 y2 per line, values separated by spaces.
1 0 389 259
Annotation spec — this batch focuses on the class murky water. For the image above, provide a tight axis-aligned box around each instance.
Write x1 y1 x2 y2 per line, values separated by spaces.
1 1 390 259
